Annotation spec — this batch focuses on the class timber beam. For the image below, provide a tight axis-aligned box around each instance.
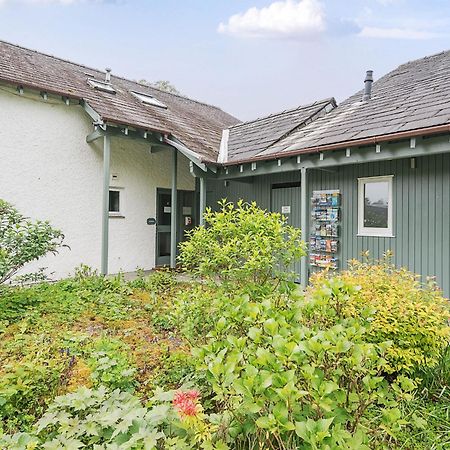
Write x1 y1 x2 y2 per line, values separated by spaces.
86 125 168 147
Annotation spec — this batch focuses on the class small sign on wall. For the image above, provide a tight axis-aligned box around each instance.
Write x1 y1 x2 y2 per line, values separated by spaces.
281 205 291 214
163 206 171 213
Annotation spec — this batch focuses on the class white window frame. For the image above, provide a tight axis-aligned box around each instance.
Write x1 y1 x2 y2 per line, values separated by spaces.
357 175 394 237
131 91 167 109
109 187 124 218
87 78 116 94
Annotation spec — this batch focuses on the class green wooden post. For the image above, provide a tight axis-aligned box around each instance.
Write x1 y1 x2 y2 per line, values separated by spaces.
170 149 178 268
300 167 308 286
101 134 111 275
199 176 206 226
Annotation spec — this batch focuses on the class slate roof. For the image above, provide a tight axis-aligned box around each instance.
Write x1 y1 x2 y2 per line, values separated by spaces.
224 98 336 163
254 49 450 161
0 40 239 162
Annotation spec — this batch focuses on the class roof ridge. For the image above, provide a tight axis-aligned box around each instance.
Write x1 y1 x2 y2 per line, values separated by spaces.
397 48 450 69
0 39 230 114
228 97 336 129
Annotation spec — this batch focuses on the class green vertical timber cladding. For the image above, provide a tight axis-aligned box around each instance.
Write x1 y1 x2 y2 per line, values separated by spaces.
207 153 450 297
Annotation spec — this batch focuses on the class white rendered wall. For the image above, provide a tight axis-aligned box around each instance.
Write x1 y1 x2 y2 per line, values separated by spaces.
0 86 194 280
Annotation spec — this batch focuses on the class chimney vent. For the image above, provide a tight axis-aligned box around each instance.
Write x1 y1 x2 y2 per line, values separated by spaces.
105 68 112 83
362 70 373 101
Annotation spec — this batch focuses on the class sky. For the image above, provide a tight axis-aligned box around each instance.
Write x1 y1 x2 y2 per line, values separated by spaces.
0 0 450 121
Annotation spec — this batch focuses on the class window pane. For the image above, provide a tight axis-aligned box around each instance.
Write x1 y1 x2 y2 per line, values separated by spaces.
109 191 120 212
158 231 171 256
158 193 172 226
364 181 388 228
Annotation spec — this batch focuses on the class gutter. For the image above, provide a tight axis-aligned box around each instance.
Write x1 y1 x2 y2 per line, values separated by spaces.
217 123 450 167
0 78 172 136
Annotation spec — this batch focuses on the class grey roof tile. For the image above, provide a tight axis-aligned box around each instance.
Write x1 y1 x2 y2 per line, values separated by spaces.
225 98 336 162
0 40 239 162
252 50 450 160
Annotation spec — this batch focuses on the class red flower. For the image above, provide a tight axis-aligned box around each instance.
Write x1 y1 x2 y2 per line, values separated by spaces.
173 389 200 418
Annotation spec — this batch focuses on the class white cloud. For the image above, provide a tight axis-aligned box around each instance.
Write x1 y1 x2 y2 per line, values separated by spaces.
359 26 441 40
218 0 326 39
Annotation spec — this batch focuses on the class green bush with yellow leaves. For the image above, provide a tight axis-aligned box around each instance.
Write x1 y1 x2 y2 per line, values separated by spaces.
310 253 450 374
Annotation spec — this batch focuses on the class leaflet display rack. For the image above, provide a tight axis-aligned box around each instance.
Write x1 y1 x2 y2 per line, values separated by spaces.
309 190 341 270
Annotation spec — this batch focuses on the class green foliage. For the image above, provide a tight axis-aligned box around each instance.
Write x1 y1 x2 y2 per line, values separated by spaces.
0 357 69 433
179 200 306 288
416 344 450 402
172 284 227 343
310 254 450 374
0 386 230 449
1 386 165 449
0 199 65 285
195 278 417 449
1 200 450 449
0 269 193 434
391 396 450 449
87 339 137 392
128 269 176 293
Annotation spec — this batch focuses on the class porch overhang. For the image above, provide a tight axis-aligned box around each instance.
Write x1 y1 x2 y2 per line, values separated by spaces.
208 133 450 181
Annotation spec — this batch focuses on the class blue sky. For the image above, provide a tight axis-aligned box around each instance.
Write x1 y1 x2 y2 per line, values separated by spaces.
1 0 449 120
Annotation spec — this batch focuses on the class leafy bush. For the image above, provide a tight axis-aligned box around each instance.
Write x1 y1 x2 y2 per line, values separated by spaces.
0 386 229 449
310 255 450 374
0 199 65 285
1 386 164 449
179 200 306 288
0 353 70 433
195 278 416 449
173 284 228 343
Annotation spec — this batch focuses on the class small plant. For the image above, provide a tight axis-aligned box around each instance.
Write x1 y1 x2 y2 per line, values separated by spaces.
0 199 65 285
129 268 177 293
87 338 137 392
179 200 306 288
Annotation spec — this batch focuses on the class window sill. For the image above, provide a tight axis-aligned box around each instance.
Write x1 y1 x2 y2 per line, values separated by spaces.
357 234 395 238
109 213 125 219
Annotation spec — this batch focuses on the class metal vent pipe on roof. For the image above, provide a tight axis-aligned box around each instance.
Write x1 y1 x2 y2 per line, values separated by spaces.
362 70 373 101
105 68 112 83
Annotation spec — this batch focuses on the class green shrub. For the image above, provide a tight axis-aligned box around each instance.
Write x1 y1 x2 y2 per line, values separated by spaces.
310 255 450 374
173 284 227 343
179 200 306 288
195 278 416 449
0 199 65 285
61 264 132 297
0 355 69 433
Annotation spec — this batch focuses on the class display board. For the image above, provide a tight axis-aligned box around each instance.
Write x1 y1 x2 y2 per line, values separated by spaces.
309 190 341 270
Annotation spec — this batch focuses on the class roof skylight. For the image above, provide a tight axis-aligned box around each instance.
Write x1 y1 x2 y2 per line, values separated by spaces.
87 78 116 94
131 91 167 109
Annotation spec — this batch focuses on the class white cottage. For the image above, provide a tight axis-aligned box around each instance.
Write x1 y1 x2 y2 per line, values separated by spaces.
0 40 238 279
